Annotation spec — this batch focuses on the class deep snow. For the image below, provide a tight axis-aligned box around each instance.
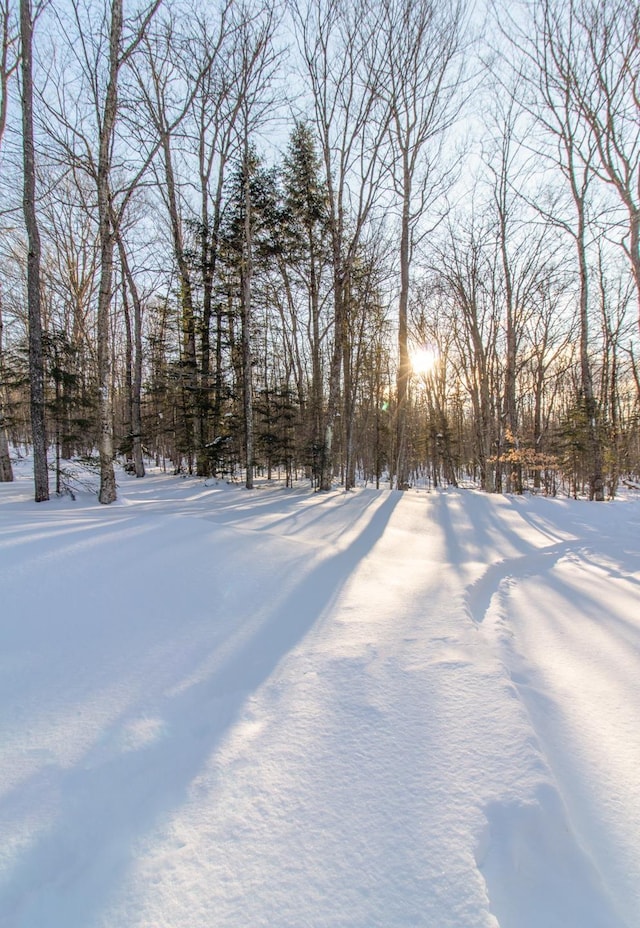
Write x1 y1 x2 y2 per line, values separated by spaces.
1 464 639 928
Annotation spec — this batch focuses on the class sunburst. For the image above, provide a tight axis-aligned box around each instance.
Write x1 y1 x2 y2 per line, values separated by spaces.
410 347 438 376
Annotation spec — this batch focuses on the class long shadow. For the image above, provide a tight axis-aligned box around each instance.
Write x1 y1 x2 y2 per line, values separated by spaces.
470 495 549 560
512 496 640 589
0 511 138 549
431 490 539 576
497 568 640 928
528 563 640 668
466 541 578 625
463 501 639 633
250 488 382 539
189 486 383 545
0 492 401 928
429 491 466 567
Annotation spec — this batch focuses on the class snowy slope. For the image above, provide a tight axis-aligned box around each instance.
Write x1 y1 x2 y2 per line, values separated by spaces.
1 467 638 928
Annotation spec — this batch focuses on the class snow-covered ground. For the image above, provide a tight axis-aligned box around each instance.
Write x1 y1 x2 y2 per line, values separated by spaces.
1 463 639 928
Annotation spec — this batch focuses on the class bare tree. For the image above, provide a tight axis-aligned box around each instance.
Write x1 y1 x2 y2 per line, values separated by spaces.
489 99 521 488
189 9 241 473
499 0 605 499
94 0 124 502
41 177 100 460
436 214 500 491
595 246 635 495
239 139 256 488
42 0 161 502
0 0 18 481
485 94 562 492
0 0 18 150
373 0 466 489
569 0 640 337
21 0 48 500
231 4 281 489
100 0 161 502
291 0 391 489
132 2 277 480
132 15 208 472
408 286 461 486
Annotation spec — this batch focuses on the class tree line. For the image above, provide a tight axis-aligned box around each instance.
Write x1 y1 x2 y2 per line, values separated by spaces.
0 0 638 502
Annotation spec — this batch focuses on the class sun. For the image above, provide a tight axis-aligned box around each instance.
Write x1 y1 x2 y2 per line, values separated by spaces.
410 346 438 376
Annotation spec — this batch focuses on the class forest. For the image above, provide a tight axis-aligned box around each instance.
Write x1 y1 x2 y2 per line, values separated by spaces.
1 0 639 503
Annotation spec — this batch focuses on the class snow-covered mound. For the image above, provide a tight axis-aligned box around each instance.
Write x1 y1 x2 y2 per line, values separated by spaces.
1 467 638 927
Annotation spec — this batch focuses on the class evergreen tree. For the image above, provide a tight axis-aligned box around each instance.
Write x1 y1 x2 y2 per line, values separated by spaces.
279 123 330 486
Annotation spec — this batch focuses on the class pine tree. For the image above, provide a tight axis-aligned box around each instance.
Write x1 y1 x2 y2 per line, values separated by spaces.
280 123 330 486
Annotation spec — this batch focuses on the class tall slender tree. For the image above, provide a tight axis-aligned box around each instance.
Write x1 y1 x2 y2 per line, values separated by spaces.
134 16 206 472
229 1 281 488
0 292 13 481
93 0 124 503
42 0 161 502
115 228 145 476
0 0 17 482
20 0 48 500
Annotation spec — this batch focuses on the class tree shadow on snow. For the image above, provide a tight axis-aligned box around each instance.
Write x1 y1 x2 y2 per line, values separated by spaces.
0 492 401 928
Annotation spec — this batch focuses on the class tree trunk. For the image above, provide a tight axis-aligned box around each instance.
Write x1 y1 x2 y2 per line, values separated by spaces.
20 0 48 502
0 411 12 481
396 163 412 490
0 297 13 482
1 0 16 481
117 233 145 477
241 144 254 490
121 274 134 463
321 162 349 493
95 0 122 504
197 151 226 476
575 206 604 501
161 130 198 471
343 329 355 490
309 233 323 480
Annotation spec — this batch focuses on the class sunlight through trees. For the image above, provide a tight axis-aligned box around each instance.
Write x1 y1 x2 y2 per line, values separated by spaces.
0 0 638 500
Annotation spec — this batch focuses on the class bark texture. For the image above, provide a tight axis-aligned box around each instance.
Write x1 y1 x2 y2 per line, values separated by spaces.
21 0 48 501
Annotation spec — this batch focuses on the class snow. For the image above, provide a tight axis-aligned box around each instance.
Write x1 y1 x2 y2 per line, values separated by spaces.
1 465 639 928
